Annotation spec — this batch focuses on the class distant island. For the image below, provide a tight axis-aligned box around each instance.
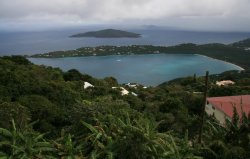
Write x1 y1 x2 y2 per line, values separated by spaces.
70 29 141 38
29 38 250 70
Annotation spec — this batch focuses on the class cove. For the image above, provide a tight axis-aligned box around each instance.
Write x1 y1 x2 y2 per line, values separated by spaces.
28 54 243 86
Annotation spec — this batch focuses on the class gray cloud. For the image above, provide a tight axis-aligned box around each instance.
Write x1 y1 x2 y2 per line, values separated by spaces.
0 0 250 31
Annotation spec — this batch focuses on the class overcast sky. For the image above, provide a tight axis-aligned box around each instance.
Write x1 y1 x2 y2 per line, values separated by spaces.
1 0 250 31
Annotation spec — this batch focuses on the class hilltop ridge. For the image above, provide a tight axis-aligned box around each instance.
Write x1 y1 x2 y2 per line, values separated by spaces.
231 38 250 48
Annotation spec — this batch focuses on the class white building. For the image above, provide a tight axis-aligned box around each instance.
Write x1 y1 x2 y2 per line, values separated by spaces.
216 80 235 86
112 87 129 96
125 83 138 88
83 82 94 89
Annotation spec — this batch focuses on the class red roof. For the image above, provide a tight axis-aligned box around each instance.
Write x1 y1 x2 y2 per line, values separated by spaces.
207 95 250 118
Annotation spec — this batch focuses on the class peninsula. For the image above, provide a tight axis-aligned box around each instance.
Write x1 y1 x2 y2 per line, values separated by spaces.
70 29 141 38
29 38 250 70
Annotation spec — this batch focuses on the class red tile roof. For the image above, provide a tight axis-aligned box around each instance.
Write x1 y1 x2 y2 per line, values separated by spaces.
207 95 250 118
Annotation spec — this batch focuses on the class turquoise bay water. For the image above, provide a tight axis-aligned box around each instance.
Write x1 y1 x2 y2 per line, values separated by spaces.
29 54 243 86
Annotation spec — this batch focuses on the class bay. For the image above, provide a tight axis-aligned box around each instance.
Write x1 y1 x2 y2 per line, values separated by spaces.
28 54 243 86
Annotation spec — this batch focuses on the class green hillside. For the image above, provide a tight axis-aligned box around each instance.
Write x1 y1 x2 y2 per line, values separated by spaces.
0 56 250 158
231 38 250 48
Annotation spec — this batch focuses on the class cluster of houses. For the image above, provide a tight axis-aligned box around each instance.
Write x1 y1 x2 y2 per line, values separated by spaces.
83 81 140 96
84 80 250 125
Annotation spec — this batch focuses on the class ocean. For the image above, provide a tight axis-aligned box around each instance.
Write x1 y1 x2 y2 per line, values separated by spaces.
1 28 250 55
1 28 247 85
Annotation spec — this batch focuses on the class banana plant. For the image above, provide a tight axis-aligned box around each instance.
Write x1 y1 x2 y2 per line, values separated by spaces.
0 119 55 159
53 133 85 159
81 120 114 159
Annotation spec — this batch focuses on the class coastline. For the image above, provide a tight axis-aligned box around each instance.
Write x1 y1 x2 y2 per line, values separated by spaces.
29 51 246 71
28 43 250 70
195 54 245 71
29 53 242 86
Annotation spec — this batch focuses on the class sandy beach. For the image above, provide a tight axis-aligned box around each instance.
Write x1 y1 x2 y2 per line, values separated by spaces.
195 54 245 71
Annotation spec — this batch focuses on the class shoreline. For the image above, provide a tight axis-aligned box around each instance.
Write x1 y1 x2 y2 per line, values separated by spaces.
28 52 246 71
28 52 245 86
195 54 245 71
28 42 250 70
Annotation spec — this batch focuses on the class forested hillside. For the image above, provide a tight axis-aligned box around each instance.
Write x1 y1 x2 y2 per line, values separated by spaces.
231 38 250 48
0 56 250 158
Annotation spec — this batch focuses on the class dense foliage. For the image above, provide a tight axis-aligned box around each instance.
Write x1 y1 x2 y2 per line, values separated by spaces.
231 38 250 48
0 56 250 158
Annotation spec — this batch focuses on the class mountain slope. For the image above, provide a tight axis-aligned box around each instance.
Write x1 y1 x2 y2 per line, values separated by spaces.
231 38 250 48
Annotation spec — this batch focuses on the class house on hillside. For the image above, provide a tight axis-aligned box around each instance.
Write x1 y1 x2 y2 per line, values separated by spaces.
83 82 94 89
216 80 235 86
112 87 129 96
206 95 250 124
125 83 138 88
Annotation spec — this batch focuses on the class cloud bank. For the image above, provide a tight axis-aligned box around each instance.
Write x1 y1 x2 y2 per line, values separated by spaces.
0 0 250 31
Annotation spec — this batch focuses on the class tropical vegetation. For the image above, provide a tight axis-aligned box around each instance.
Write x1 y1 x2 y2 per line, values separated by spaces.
0 56 250 158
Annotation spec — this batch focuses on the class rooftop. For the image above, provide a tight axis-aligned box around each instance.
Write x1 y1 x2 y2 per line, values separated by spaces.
216 80 235 86
207 95 250 118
